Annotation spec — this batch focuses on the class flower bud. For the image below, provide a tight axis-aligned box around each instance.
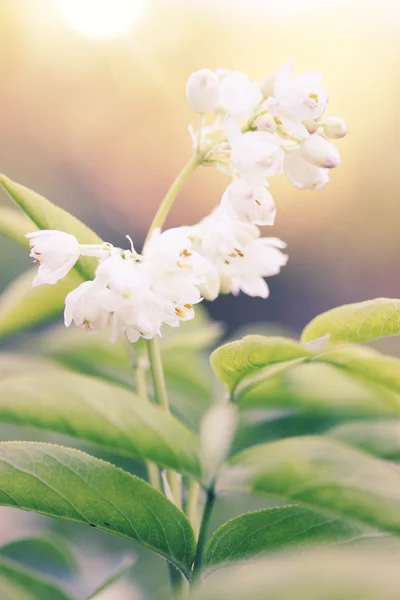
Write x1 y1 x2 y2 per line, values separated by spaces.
300 135 340 169
323 116 348 139
254 113 276 133
260 72 276 98
186 69 220 114
303 119 318 135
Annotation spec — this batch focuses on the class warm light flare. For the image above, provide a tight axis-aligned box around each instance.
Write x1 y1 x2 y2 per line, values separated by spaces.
56 0 145 39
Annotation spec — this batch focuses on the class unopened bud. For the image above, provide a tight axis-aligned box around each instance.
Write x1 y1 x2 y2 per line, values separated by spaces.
300 135 340 169
260 73 276 98
323 116 348 139
303 120 318 135
186 69 220 114
254 113 276 132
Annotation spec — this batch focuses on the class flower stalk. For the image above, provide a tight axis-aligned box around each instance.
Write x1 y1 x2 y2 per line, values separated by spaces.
192 484 216 584
144 153 200 245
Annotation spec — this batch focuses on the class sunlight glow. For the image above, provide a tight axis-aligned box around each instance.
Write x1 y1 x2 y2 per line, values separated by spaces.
57 0 145 39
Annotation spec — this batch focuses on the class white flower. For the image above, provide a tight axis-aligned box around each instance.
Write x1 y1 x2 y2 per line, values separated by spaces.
189 209 286 300
186 69 220 114
284 149 329 190
26 230 81 286
64 280 111 334
220 237 288 298
323 116 348 139
143 228 205 325
220 179 276 226
218 70 262 119
300 134 340 169
96 254 164 341
225 116 284 181
267 62 328 138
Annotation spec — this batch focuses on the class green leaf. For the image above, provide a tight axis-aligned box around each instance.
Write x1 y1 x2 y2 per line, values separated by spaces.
0 557 74 600
0 175 102 280
237 358 400 417
36 326 212 431
210 336 311 393
0 365 201 478
301 298 400 344
0 269 82 341
0 442 195 578
0 534 77 578
0 207 36 248
315 345 400 396
223 436 400 535
215 336 400 418
329 420 400 460
232 412 341 454
204 506 365 569
190 548 400 600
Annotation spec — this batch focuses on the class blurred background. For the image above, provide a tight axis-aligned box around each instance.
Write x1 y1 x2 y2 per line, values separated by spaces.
1 0 399 334
0 0 399 597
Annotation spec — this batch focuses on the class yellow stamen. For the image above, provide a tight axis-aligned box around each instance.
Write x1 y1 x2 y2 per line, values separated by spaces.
234 247 245 257
225 259 230 265
180 249 192 258
175 307 185 317
309 93 319 101
184 303 192 309
228 252 237 258
255 199 261 206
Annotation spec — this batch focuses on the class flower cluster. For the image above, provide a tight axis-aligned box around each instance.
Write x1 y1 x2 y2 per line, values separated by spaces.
187 62 347 217
26 62 346 343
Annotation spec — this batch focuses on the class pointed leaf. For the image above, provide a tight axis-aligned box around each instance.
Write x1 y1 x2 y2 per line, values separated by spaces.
36 326 212 431
0 175 102 280
0 269 82 340
237 359 400 417
301 298 400 344
0 365 201 478
210 336 311 393
190 549 400 600
0 207 36 248
0 534 78 578
0 442 196 578
329 420 400 460
0 557 74 600
204 506 365 569
223 436 400 535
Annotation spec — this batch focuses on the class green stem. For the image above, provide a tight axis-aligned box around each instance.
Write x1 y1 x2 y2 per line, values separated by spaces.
192 485 216 584
87 559 135 599
186 480 201 537
144 153 200 245
136 352 161 491
147 338 169 411
168 563 184 593
147 337 182 508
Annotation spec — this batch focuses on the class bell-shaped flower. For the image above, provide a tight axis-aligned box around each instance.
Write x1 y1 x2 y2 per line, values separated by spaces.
142 228 205 324
267 62 328 138
64 280 112 334
220 237 288 298
218 70 262 119
284 149 329 190
220 178 276 226
186 69 220 114
26 230 81 286
300 134 340 169
110 291 164 343
225 116 284 181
